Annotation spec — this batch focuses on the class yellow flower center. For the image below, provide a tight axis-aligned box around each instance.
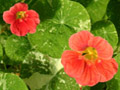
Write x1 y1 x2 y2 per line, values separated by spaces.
82 47 98 62
16 11 26 19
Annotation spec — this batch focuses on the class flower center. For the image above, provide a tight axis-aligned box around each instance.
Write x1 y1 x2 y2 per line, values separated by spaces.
16 11 26 19
82 47 98 61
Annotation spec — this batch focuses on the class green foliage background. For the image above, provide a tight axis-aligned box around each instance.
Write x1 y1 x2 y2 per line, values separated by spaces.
0 0 120 90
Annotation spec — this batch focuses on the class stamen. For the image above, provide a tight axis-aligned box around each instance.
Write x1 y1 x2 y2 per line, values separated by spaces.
16 11 26 19
82 47 98 62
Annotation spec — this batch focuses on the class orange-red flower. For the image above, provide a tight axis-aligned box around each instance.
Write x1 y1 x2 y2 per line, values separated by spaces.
3 3 40 36
61 31 118 86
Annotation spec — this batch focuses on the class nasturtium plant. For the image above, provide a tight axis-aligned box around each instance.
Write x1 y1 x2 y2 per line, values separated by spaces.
28 0 91 58
0 0 119 89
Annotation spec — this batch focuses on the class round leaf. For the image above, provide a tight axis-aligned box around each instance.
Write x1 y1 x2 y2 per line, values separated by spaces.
86 0 110 23
5 35 31 62
72 0 110 23
0 73 28 90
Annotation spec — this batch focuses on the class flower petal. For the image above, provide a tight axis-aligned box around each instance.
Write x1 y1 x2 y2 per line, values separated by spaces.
10 20 29 36
76 64 100 86
3 11 16 24
96 58 118 82
69 31 93 51
10 3 28 14
61 50 84 78
26 10 40 24
88 37 113 60
23 19 37 34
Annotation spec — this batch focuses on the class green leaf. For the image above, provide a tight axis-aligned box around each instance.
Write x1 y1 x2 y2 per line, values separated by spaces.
5 35 31 62
28 0 91 58
0 72 28 90
106 53 120 90
42 69 80 90
91 20 118 49
0 44 3 60
86 0 110 23
72 0 110 23
24 72 53 90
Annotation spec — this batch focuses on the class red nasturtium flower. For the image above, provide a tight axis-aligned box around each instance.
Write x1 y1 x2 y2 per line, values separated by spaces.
61 31 118 86
3 3 40 36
